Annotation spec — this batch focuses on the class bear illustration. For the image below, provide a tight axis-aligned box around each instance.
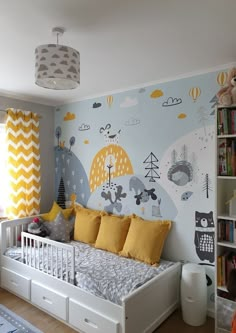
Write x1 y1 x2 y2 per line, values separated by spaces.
194 211 215 263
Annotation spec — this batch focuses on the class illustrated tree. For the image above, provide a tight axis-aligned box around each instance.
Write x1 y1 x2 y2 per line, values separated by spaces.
104 155 115 187
202 173 212 199
209 95 218 115
69 136 76 152
55 126 62 148
57 177 66 208
171 149 177 164
143 152 160 182
197 106 208 136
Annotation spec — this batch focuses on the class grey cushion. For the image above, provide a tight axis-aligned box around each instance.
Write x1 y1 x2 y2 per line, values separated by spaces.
45 211 72 242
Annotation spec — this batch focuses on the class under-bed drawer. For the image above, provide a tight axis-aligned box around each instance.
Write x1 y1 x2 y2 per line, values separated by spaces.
1 267 31 300
69 299 119 333
31 281 68 321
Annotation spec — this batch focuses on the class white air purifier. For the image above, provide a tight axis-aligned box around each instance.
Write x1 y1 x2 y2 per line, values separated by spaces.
181 263 207 326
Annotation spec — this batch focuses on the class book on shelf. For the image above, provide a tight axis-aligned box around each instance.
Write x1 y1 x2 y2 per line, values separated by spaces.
217 251 236 288
218 108 236 135
232 110 236 134
227 144 233 175
218 255 223 286
218 138 236 176
234 223 236 244
218 219 236 243
218 138 227 175
217 288 235 301
231 139 236 176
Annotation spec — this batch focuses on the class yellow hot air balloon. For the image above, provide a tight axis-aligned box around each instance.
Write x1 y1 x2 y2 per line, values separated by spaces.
189 87 201 102
107 95 113 107
217 71 228 86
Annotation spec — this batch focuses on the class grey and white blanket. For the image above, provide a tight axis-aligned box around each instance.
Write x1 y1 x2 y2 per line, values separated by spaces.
4 241 174 305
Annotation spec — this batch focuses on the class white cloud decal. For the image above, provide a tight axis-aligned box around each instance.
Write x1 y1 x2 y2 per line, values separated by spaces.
120 96 138 108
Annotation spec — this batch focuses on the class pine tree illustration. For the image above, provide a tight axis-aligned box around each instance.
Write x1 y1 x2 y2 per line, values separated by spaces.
55 126 62 148
171 149 177 164
143 152 160 182
197 106 209 136
209 95 218 115
57 177 66 208
202 173 212 198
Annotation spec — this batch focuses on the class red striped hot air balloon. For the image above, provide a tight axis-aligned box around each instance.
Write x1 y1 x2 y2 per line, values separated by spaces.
189 87 201 102
107 95 113 108
217 71 228 86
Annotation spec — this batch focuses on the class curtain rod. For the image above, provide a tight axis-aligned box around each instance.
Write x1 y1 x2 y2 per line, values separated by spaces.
0 109 42 118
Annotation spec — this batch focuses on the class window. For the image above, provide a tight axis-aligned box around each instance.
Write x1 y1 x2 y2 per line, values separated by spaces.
0 124 8 217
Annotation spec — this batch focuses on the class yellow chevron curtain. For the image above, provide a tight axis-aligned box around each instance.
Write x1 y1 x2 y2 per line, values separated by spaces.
6 109 41 218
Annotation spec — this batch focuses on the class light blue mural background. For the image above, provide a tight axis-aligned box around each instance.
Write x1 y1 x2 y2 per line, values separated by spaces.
54 69 226 313
55 71 216 172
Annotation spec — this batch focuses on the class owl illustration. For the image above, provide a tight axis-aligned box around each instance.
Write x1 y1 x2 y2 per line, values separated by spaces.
194 211 215 263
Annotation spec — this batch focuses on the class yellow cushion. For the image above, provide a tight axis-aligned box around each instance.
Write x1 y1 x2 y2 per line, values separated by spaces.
41 201 73 221
95 215 131 253
73 207 104 244
120 216 171 265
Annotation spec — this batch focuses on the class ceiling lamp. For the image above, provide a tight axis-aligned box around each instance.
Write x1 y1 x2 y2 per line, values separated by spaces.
35 27 80 90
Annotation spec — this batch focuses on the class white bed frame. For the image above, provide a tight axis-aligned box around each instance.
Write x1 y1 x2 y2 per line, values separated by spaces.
0 217 181 333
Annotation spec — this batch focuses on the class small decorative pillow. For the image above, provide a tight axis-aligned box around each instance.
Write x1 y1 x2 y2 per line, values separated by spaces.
73 207 105 244
95 215 131 253
120 216 171 265
45 211 71 242
41 201 73 221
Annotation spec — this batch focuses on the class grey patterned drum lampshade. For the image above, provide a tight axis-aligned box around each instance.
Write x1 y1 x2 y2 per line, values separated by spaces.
35 43 80 90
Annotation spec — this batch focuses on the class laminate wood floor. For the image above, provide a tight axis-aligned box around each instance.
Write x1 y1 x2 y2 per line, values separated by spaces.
0 287 214 332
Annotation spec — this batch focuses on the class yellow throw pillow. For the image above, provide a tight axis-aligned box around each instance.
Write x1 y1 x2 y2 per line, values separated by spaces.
73 207 104 244
95 215 131 253
120 216 171 265
41 201 73 221
62 208 74 219
74 205 102 216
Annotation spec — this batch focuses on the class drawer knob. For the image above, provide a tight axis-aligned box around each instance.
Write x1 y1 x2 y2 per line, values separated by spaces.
10 280 18 287
84 318 98 329
42 296 52 305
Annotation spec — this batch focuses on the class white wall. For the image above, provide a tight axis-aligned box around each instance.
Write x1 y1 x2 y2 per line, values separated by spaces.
0 95 55 212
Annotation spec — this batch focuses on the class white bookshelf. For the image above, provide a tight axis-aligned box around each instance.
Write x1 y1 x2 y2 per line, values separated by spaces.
216 105 236 333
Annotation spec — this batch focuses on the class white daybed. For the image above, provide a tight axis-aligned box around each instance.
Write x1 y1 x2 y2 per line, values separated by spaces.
0 217 181 333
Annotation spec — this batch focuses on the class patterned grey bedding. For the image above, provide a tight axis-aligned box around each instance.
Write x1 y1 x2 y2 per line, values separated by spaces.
4 240 174 305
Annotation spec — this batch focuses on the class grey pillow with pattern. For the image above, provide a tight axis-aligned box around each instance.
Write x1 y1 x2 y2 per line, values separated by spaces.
45 211 72 242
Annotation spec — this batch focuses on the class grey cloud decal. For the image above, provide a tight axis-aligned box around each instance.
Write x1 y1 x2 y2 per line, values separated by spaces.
79 123 90 131
162 97 182 107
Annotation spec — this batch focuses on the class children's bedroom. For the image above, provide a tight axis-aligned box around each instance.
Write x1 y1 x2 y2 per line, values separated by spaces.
0 1 235 332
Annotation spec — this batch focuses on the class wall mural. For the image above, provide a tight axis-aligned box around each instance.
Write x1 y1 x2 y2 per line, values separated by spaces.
54 68 230 312
129 176 157 206
194 211 215 263
143 152 160 182
167 145 193 186
89 123 133 192
162 97 182 107
54 125 90 207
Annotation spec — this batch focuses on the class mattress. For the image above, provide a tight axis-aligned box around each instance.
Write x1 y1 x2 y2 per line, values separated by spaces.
4 241 174 305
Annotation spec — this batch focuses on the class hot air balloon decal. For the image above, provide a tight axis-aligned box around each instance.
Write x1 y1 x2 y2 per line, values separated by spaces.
107 95 113 108
189 87 201 102
217 71 228 86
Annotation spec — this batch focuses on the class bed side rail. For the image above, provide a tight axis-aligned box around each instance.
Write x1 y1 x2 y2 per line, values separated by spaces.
21 232 75 284
1 217 32 251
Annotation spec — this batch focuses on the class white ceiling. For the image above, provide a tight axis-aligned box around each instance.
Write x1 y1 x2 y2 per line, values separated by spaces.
0 0 235 107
